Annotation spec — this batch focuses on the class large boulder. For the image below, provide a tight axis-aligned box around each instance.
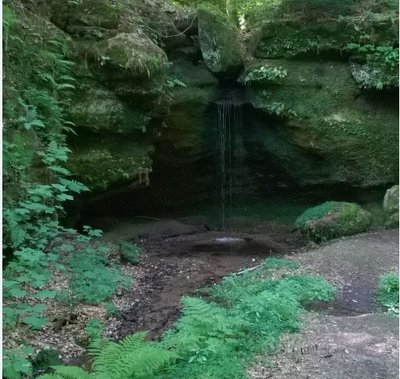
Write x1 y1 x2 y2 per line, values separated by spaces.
70 32 169 117
49 0 120 39
197 3 243 76
245 60 399 188
86 33 167 87
296 201 373 243
383 185 399 227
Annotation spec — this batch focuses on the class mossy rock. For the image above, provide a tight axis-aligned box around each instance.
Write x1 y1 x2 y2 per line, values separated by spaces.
296 201 373 243
246 60 399 188
168 60 218 105
197 3 243 76
383 185 399 227
49 0 120 39
85 33 167 89
350 62 399 90
67 131 153 192
253 14 398 59
68 78 152 134
68 79 124 132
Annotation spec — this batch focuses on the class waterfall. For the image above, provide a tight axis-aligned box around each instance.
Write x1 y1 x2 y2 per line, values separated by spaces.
217 100 242 230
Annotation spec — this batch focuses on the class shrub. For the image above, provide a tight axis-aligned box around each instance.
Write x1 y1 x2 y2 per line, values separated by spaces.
119 241 142 264
37 260 335 379
377 273 399 314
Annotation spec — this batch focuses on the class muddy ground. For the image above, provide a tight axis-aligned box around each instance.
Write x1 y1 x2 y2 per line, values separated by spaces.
102 221 305 340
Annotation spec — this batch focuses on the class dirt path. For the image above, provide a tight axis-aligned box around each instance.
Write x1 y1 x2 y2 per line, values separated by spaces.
249 229 399 379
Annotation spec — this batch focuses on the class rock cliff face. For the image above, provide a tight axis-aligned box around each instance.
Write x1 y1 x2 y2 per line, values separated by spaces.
36 0 398 210
240 6 398 190
245 60 398 188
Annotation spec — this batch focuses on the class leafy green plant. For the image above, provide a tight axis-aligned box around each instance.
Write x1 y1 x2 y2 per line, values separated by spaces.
3 247 59 330
119 241 142 264
104 302 121 317
3 8 133 376
3 347 34 379
32 349 63 377
265 101 286 116
166 77 187 88
346 43 399 89
36 260 335 379
377 273 399 314
160 259 335 378
65 242 131 304
262 257 299 270
3 4 85 256
244 65 287 84
37 333 176 379
85 319 104 341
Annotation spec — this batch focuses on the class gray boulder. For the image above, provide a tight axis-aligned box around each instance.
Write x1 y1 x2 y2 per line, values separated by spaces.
383 185 399 227
197 3 243 76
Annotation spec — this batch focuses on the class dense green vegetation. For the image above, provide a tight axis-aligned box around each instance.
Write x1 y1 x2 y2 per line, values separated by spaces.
2 0 398 377
377 273 399 314
3 4 134 376
36 259 335 379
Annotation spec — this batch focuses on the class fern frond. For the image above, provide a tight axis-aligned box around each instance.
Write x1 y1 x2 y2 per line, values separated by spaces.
120 347 175 377
91 333 147 376
119 331 148 352
89 333 174 378
46 365 92 379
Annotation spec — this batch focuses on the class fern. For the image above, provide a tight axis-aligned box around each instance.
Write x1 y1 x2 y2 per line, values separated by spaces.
42 366 93 379
37 261 335 379
38 333 176 379
160 259 335 379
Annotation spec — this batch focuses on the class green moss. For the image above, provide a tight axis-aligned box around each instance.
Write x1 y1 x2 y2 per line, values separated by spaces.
252 14 398 59
197 2 243 75
69 79 124 131
247 59 399 188
67 132 153 192
296 201 338 228
50 0 120 39
92 33 167 80
119 241 142 264
296 201 373 243
168 61 218 105
376 272 399 314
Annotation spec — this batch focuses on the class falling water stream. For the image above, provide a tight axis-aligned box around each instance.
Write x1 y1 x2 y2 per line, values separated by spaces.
217 100 242 231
